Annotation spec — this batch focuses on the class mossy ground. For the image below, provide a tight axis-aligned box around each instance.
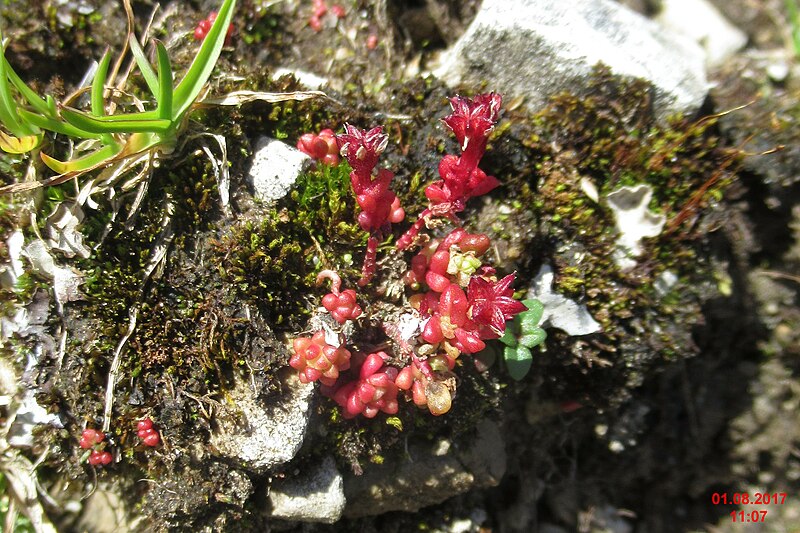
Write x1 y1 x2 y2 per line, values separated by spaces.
0 1 787 531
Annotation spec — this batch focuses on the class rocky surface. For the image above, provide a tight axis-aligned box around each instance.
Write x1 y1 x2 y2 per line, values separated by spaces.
343 420 506 517
210 370 315 474
267 456 345 523
434 0 708 118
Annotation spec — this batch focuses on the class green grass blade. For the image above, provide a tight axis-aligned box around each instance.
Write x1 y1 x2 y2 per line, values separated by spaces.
3 56 51 119
128 34 159 98
172 0 236 120
0 43 29 136
786 0 800 58
92 49 112 117
61 106 171 134
154 41 173 121
91 49 116 146
18 108 99 139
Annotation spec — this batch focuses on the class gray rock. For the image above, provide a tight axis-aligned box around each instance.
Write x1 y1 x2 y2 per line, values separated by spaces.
433 0 707 119
247 137 312 203
268 456 345 523
655 0 746 68
344 419 506 517
210 370 314 473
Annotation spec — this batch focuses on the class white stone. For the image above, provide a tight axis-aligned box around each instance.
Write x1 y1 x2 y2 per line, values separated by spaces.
655 0 747 68
606 184 666 270
433 0 708 119
527 265 601 336
268 456 345 523
247 137 312 203
210 370 314 473
273 68 328 89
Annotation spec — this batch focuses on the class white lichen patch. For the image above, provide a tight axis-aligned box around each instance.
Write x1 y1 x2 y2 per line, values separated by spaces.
527 264 601 336
606 184 666 271
247 137 312 203
0 230 24 290
45 203 91 259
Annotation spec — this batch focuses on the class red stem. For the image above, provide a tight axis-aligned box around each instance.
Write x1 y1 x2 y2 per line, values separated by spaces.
397 208 431 250
316 269 342 294
358 235 379 286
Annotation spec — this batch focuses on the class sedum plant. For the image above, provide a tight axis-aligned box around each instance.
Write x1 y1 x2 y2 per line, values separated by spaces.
0 0 236 186
289 93 546 418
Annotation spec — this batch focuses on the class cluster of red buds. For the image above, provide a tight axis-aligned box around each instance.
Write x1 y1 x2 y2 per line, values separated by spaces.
289 93 527 418
80 428 112 466
290 330 352 386
329 352 399 418
318 270 362 324
297 129 340 166
309 0 346 32
137 419 161 447
194 11 234 44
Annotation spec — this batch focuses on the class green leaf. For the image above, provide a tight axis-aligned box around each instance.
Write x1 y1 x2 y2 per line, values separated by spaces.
519 328 546 348
385 416 403 431
498 326 517 346
504 345 532 381
3 55 51 118
18 108 100 139
0 41 29 136
91 49 112 117
91 49 116 146
521 299 544 323
172 0 236 120
128 34 160 98
154 41 173 121
61 107 171 134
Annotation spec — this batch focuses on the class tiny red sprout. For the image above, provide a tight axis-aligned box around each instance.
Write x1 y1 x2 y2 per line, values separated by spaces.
366 33 378 50
322 289 362 324
79 428 104 449
137 419 153 432
317 269 362 324
297 129 340 165
88 450 112 466
137 419 161 447
193 11 234 44
143 432 161 447
398 93 503 250
337 124 405 285
330 4 346 18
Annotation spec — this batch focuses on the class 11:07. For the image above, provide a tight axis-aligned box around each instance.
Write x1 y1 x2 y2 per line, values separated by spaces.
731 510 768 522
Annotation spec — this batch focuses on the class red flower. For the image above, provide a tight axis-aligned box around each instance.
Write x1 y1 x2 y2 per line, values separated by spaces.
442 93 502 152
337 124 388 178
467 273 526 333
